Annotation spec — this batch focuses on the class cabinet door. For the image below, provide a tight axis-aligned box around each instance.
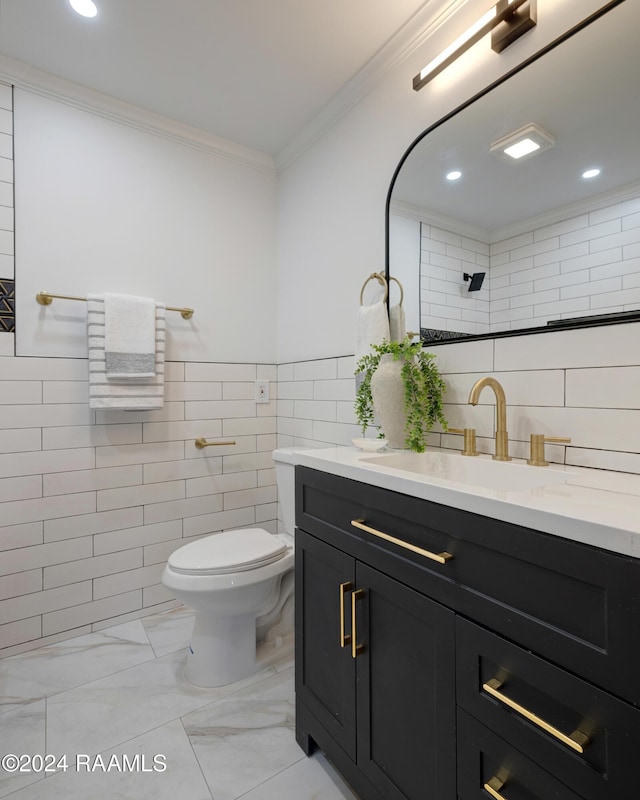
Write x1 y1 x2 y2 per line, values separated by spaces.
355 563 456 800
295 529 357 759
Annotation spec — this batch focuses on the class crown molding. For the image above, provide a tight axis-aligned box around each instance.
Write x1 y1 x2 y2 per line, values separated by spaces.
390 198 489 241
0 54 276 176
275 0 467 173
391 180 640 246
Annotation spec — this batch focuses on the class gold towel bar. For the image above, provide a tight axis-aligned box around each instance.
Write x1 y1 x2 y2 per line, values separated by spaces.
36 291 194 320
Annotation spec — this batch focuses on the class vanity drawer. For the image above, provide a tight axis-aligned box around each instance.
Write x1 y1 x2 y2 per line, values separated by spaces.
297 466 640 706
457 708 584 800
456 617 640 798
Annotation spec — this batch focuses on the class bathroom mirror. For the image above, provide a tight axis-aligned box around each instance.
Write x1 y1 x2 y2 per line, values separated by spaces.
386 0 640 344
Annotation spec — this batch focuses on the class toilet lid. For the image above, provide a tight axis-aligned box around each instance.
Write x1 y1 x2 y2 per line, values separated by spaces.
168 529 288 575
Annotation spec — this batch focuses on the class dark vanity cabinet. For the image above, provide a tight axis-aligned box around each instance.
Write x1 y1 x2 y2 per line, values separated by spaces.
294 466 640 800
295 529 456 800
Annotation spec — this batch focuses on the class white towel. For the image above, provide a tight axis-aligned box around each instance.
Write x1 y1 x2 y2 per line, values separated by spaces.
104 293 157 379
389 303 406 342
87 294 165 410
355 301 390 364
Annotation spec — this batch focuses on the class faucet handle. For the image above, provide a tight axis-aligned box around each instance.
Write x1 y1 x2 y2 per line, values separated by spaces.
527 434 571 466
449 427 479 457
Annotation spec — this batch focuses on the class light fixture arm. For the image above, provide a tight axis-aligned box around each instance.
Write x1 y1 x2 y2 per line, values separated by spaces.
413 0 536 91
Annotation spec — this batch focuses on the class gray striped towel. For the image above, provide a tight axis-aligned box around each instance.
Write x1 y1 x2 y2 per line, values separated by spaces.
87 294 166 410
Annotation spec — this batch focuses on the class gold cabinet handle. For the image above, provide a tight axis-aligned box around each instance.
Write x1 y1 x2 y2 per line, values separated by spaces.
482 678 590 754
351 589 365 659
483 776 508 800
351 519 453 564
339 581 352 647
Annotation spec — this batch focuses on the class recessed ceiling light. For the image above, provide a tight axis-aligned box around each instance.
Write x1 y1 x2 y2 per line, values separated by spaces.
69 0 98 18
446 170 462 181
582 168 601 179
490 123 555 163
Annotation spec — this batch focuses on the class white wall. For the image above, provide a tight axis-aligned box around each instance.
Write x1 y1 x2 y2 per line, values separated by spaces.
276 0 627 362
1 80 281 655
14 90 277 364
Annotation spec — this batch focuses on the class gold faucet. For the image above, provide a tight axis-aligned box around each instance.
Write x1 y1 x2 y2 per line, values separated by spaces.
468 377 511 461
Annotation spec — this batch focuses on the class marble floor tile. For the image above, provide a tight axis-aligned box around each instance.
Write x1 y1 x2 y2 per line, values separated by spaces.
0 621 155 715
0 605 357 800
240 752 360 800
46 647 276 758
1 719 213 800
141 605 194 658
0 700 46 798
182 667 303 800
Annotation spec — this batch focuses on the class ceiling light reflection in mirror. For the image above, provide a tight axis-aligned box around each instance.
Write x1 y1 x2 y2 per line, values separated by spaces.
388 0 638 344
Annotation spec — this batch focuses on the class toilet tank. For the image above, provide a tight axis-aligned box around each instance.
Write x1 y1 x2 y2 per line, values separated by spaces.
272 448 296 535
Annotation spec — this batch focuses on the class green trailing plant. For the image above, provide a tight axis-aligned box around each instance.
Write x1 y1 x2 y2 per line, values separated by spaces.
355 337 448 452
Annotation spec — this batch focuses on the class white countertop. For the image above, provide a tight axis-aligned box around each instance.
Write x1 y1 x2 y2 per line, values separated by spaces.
289 446 640 559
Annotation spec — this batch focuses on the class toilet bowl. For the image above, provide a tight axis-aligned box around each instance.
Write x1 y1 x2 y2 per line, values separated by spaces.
161 448 296 687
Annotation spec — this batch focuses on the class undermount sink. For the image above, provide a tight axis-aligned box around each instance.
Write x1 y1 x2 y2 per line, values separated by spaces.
360 451 576 493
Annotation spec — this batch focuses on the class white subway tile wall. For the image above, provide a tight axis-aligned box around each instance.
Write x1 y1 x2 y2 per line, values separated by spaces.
277 321 640 479
420 225 490 336
0 358 277 656
419 193 640 334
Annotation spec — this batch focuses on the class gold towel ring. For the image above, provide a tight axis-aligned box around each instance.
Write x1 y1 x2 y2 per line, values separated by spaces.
359 272 388 305
388 276 404 306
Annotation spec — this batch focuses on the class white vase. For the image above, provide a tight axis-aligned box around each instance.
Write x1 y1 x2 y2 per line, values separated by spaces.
370 354 407 449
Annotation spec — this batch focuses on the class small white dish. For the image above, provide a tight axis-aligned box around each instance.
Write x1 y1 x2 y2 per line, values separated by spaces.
352 437 388 452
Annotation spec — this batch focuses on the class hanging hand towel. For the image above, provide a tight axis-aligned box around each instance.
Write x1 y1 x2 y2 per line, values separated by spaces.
389 303 406 342
355 273 389 364
104 293 157 379
87 294 166 410
355 297 390 365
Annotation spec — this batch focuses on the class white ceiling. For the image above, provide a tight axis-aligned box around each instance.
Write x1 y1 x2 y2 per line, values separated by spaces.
0 0 430 155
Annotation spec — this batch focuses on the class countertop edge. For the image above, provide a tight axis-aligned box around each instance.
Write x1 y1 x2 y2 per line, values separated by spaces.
289 446 640 559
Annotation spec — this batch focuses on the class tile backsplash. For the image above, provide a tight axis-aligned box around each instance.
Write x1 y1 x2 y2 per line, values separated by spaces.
278 320 640 476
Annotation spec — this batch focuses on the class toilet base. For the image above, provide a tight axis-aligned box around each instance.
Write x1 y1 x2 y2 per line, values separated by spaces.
184 612 294 688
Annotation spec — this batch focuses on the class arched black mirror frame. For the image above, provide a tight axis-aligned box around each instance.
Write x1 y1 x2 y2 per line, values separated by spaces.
384 0 635 345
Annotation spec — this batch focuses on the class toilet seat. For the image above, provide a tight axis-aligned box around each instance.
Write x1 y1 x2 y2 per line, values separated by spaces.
168 529 288 576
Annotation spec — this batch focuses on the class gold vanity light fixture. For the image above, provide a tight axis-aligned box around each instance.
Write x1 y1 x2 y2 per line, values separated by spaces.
413 0 537 91
490 122 555 162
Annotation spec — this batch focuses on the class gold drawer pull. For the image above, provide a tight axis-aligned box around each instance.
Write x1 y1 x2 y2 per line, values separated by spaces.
351 519 453 564
483 776 508 800
351 589 365 658
339 581 352 648
482 678 590 754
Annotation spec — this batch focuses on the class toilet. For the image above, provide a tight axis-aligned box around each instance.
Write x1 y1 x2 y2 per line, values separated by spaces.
161 448 296 687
